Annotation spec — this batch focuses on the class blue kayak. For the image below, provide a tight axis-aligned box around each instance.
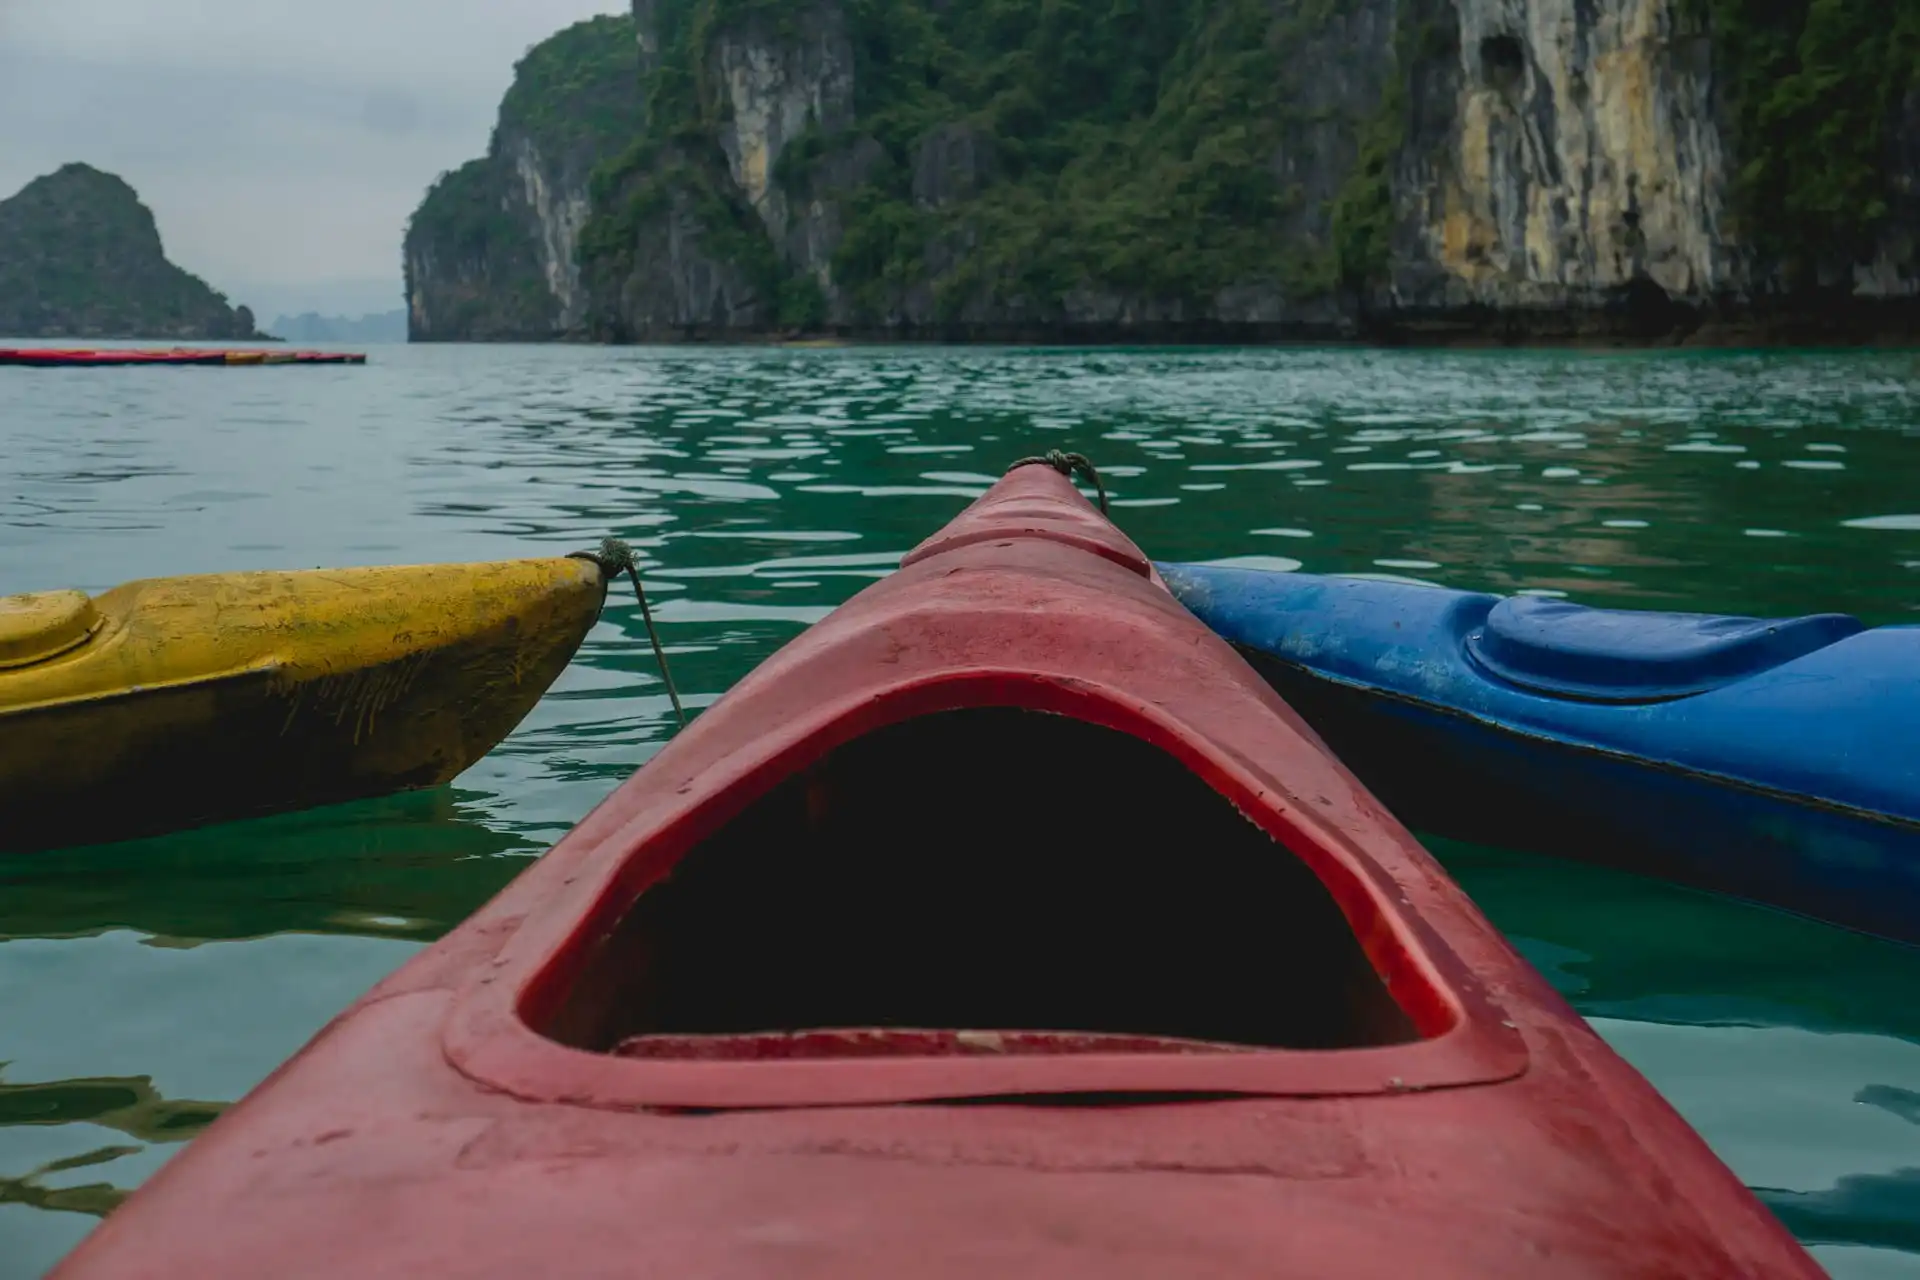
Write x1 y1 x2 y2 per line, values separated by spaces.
1160 563 1920 946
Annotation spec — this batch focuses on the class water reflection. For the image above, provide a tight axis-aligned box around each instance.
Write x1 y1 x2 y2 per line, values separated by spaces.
0 789 534 947
1438 835 1920 1264
0 1072 224 1222
1434 838 1920 1044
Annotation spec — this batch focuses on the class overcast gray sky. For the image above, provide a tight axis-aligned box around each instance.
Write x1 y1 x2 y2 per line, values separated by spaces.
0 0 625 318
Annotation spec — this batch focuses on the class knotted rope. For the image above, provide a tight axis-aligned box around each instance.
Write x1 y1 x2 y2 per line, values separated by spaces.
1006 450 1108 514
571 537 686 729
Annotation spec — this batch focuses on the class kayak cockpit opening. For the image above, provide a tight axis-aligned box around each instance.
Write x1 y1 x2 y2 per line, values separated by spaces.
536 708 1423 1058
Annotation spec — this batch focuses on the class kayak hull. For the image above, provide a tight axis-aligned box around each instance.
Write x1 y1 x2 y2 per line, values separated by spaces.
0 558 606 852
50 473 1819 1278
1161 563 1920 945
1244 647 1920 943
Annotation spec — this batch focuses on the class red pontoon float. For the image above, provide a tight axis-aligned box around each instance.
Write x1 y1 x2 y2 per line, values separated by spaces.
0 348 365 367
50 467 1820 1279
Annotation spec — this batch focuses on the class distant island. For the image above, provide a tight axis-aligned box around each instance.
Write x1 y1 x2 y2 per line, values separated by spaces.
266 309 407 344
0 163 267 341
407 2 1920 346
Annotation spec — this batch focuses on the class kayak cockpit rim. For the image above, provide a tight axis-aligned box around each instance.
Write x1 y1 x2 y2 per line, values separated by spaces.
443 671 1529 1110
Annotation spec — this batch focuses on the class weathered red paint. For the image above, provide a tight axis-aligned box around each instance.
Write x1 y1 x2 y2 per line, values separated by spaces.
52 469 1820 1279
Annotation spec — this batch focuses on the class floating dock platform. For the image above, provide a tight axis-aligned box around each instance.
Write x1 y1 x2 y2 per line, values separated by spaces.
0 348 367 367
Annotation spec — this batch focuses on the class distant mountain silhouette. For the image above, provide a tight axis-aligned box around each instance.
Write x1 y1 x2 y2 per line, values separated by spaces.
0 163 266 340
265 309 407 344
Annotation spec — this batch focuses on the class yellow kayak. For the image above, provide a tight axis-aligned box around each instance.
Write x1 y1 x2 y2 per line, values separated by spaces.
0 556 608 853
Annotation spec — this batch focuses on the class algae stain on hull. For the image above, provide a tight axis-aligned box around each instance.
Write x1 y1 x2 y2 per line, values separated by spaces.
280 650 435 746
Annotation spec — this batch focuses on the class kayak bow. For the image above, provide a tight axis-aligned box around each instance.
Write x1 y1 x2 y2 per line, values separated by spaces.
0 556 606 851
50 470 1819 1278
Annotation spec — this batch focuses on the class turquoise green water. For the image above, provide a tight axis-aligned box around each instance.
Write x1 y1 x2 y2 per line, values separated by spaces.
3 346 1919 1276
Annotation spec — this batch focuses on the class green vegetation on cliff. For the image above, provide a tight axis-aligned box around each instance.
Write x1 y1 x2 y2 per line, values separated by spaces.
836 0 1319 315
411 160 525 272
497 12 648 156
0 164 263 340
1687 0 1920 273
406 157 555 338
465 0 1920 342
579 2 794 321
585 0 1378 325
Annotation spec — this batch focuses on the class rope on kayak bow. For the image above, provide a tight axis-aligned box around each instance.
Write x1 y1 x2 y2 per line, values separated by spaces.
572 537 687 729
1007 450 1108 515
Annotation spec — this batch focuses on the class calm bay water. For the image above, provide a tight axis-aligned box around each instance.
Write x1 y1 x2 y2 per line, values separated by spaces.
3 344 1919 1276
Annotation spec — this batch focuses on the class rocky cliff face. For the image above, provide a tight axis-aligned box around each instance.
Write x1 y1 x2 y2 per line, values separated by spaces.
437 0 1920 344
1383 0 1918 339
575 2 872 340
405 14 640 341
1852 87 1920 302
587 0 1359 340
0 164 265 340
1388 0 1737 332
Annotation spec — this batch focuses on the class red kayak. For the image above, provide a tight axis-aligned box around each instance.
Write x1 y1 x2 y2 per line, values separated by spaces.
0 348 365 367
53 467 1818 1278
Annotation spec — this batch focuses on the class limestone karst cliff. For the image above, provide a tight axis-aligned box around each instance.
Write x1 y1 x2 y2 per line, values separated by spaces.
1386 0 1917 339
407 0 1920 344
404 14 641 341
1390 0 1741 333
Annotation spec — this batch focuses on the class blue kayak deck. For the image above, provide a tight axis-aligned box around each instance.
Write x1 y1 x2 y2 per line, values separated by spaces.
1465 596 1864 703
1161 565 1920 826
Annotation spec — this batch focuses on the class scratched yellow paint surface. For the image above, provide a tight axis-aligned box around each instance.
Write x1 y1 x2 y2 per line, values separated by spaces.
0 558 606 851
